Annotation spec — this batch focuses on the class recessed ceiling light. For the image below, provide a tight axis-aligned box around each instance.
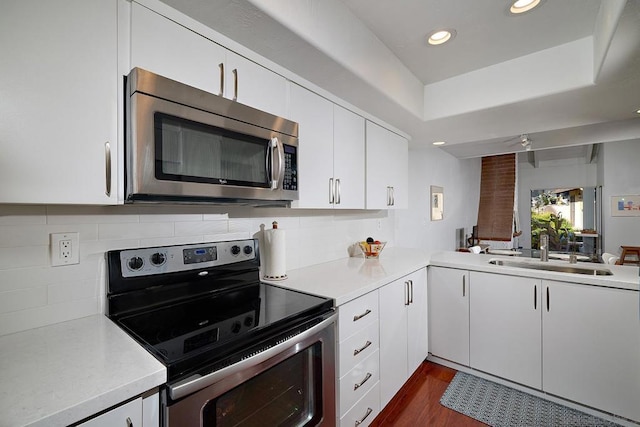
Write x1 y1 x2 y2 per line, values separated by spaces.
426 29 456 46
432 141 446 146
510 0 541 14
636 108 640 114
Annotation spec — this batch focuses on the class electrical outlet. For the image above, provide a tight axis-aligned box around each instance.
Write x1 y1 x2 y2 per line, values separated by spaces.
51 232 79 266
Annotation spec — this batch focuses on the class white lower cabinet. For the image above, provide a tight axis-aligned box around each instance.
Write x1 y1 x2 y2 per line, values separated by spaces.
427 267 470 366
542 280 640 422
337 291 380 425
340 382 380 427
79 397 142 427
379 268 427 407
429 266 640 423
469 272 542 388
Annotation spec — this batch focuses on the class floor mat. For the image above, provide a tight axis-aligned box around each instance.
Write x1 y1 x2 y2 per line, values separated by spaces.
440 371 621 426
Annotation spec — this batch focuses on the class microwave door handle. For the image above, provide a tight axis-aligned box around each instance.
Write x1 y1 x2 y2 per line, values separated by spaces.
268 137 282 190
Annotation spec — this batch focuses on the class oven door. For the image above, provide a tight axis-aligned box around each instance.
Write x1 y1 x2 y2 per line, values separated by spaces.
127 91 298 203
165 313 337 427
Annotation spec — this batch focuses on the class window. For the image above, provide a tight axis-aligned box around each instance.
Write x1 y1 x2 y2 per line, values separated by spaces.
477 154 516 241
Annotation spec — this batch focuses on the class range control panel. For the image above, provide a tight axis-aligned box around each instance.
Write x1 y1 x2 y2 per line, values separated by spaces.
119 239 257 278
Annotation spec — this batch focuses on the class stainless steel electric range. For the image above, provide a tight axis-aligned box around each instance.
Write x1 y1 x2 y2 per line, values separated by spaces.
106 239 336 427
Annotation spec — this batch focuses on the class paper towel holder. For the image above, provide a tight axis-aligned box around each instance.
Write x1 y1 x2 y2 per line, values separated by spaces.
263 221 288 281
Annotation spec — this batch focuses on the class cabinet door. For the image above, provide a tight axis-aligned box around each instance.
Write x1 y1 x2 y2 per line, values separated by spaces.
378 276 409 407
365 121 391 209
131 2 225 95
288 84 334 208
0 0 117 204
470 272 542 388
427 267 470 365
407 268 428 375
79 397 142 427
387 131 409 209
224 51 287 118
543 280 640 422
333 105 365 209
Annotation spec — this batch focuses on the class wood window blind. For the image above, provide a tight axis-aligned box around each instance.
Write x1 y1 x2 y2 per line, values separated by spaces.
477 154 516 241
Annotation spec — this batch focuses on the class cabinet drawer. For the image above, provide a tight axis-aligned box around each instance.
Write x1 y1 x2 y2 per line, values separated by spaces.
340 382 380 427
339 322 379 377
339 291 379 341
339 349 379 416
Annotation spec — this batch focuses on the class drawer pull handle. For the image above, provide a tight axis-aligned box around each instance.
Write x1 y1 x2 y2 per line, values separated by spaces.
353 309 371 322
355 407 373 426
353 340 372 356
354 372 372 391
126 417 133 427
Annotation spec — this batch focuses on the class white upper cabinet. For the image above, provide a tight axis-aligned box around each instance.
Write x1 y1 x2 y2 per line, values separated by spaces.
223 51 287 118
332 105 365 209
0 0 118 204
130 2 225 95
365 121 408 209
130 3 287 118
288 85 365 209
288 84 334 208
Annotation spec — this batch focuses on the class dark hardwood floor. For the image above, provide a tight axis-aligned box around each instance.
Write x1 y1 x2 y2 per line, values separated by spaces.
370 361 486 427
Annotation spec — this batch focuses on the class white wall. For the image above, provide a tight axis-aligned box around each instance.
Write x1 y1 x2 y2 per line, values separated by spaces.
395 146 481 252
517 157 598 249
0 205 393 337
601 139 640 254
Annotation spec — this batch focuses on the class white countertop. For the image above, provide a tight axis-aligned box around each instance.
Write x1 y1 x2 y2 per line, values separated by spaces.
0 314 166 427
429 251 639 291
265 247 430 305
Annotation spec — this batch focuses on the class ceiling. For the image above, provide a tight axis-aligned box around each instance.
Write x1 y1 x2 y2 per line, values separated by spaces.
162 0 640 159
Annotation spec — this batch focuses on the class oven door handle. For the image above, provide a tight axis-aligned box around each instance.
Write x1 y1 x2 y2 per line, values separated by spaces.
169 312 337 400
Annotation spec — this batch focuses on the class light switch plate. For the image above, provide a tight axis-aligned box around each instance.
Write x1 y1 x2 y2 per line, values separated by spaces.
50 232 80 266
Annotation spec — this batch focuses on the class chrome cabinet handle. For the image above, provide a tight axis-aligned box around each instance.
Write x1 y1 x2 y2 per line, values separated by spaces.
386 186 391 206
126 417 133 427
353 309 371 322
390 186 395 206
105 141 111 197
355 408 373 426
335 178 341 205
353 340 372 356
218 63 224 96
462 275 466 297
329 178 335 204
405 281 410 306
354 372 372 390
409 279 413 304
232 68 238 100
546 286 550 312
534 285 537 310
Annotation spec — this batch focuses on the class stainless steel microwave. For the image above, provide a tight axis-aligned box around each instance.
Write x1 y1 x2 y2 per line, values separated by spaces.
125 67 298 205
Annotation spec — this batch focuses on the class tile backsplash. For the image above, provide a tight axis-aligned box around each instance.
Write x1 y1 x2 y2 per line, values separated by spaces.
0 204 392 336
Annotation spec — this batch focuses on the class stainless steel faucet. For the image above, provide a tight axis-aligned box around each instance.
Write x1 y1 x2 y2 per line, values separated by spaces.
540 234 549 262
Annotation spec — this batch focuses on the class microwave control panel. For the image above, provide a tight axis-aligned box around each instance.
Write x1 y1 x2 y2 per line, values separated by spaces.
283 145 297 191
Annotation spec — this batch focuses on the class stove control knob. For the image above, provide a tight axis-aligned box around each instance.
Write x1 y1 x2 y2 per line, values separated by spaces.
128 256 144 271
231 321 242 333
244 316 254 327
243 245 253 255
230 245 241 256
150 252 166 266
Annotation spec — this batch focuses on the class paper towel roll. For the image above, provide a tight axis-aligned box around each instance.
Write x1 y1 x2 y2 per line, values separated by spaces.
263 226 287 280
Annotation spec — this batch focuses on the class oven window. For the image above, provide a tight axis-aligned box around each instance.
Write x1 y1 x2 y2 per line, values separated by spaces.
202 343 323 427
155 113 269 188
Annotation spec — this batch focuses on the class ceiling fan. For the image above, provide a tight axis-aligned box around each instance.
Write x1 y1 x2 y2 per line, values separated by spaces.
502 134 533 151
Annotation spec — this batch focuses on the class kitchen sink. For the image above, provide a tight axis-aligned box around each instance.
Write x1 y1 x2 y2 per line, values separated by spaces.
488 259 613 276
